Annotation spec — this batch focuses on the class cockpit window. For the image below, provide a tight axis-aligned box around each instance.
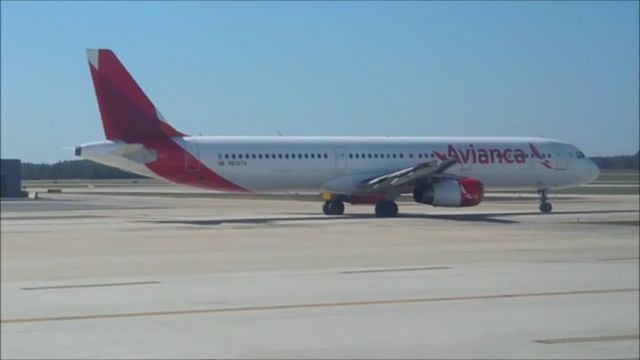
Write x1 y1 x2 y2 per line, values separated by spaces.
576 151 585 159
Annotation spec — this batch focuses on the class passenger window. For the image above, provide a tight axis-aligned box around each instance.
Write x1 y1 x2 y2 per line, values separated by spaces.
259 154 263 159
304 154 308 159
418 154 422 158
399 153 403 158
232 154 236 159
368 154 372 158
252 154 256 159
278 154 283 159
392 154 397 158
324 154 328 159
285 154 289 159
225 154 229 159
311 154 315 159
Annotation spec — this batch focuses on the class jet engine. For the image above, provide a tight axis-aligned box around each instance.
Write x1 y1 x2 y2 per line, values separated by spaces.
413 178 484 207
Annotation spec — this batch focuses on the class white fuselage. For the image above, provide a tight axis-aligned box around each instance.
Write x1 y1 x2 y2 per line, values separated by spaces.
80 136 599 195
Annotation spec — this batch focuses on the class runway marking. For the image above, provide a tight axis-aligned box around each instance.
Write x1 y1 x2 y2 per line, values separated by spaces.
574 220 639 227
1 215 107 221
21 281 160 290
2 288 637 324
340 266 452 274
534 334 639 344
599 257 640 262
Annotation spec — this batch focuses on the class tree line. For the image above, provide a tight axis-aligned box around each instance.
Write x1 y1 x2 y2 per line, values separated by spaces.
18 151 639 180
21 160 146 180
590 151 639 171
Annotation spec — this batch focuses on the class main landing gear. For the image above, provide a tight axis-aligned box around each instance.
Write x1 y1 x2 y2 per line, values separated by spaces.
321 199 399 217
375 200 399 218
538 189 553 214
322 200 345 215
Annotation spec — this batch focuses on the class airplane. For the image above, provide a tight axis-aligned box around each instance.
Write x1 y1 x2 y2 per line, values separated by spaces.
75 49 600 217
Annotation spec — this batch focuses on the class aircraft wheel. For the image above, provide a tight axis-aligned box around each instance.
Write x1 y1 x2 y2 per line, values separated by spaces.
322 201 331 215
539 202 552 214
375 200 399 218
323 200 344 215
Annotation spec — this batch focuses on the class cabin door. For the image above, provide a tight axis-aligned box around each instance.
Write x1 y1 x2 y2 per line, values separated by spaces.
334 146 347 170
553 152 568 171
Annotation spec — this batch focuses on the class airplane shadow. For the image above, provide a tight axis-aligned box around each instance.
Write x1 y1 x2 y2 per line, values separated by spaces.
144 209 638 226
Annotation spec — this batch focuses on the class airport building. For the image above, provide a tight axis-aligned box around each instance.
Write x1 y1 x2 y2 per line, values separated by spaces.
0 159 25 198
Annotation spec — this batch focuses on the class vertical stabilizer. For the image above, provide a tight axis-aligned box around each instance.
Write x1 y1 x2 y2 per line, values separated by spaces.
86 49 185 142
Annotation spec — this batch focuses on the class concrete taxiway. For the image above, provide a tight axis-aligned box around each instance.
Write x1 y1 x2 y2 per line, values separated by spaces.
1 188 639 359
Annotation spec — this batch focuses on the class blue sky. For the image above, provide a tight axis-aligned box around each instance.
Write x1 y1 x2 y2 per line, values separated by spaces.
1 1 638 163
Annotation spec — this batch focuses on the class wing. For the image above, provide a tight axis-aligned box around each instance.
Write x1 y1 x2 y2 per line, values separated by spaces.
361 158 459 191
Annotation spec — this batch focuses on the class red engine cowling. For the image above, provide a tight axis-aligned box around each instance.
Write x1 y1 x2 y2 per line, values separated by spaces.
413 177 484 207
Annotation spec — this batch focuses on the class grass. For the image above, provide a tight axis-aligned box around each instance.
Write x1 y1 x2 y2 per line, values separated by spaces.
594 170 639 183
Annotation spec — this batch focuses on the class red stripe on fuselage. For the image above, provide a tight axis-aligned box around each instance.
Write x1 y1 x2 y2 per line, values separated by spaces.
142 138 247 192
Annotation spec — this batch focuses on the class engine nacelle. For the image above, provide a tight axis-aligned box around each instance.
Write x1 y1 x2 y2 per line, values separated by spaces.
413 178 484 207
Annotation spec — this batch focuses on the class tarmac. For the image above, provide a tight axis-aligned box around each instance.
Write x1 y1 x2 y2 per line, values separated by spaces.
1 185 639 359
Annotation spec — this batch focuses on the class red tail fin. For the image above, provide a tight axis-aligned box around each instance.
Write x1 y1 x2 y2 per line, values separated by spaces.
87 49 185 143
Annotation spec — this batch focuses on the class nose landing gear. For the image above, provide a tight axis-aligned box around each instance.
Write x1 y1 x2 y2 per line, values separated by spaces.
538 189 553 213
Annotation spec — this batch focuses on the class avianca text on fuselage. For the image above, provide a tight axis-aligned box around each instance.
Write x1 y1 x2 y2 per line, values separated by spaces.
76 49 600 217
435 144 528 165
